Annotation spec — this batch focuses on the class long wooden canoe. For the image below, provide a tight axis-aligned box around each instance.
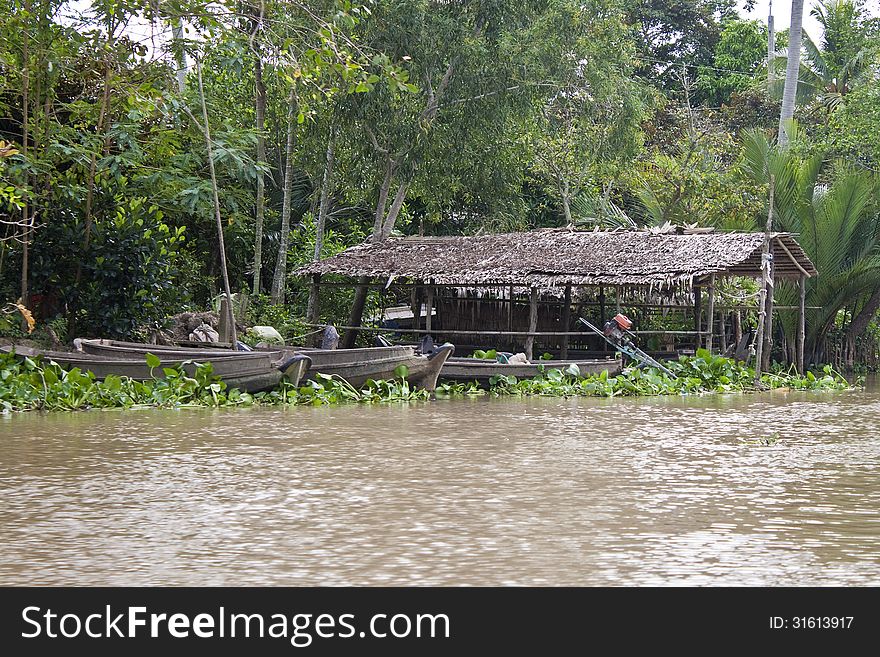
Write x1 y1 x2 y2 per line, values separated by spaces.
1 346 311 393
77 339 452 391
301 344 454 391
440 355 622 385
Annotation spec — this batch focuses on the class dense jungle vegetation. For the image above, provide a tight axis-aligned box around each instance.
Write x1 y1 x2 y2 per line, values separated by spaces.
2 0 880 368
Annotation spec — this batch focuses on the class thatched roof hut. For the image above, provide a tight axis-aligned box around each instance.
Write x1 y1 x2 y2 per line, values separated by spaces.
294 228 816 290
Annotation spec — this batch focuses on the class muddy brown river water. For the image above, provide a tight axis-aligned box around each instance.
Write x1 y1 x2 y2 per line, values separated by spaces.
1 385 879 586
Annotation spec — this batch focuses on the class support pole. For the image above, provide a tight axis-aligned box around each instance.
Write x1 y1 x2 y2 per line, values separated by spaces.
561 285 572 359
754 176 775 381
706 274 715 353
694 284 702 350
409 284 421 333
762 248 776 371
798 274 806 373
507 285 514 334
599 287 607 353
525 287 538 361
425 285 434 334
342 276 370 348
306 274 321 325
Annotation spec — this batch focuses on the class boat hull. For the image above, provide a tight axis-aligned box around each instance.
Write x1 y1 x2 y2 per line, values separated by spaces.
2 346 310 393
440 356 621 384
304 344 454 391
78 339 449 391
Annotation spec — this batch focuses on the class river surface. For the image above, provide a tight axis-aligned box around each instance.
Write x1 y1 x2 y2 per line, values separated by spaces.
2 384 879 586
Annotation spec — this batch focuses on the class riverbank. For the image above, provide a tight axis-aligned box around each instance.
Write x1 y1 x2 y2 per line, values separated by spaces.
0 350 851 414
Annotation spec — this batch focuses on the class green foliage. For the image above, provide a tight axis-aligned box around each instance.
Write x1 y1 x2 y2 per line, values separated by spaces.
696 18 767 107
479 352 850 398
30 197 187 338
0 351 247 412
739 125 880 361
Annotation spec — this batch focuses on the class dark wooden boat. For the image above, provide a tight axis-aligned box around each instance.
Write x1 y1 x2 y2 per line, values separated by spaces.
78 339 267 359
2 346 311 393
77 339 454 392
440 355 622 385
300 344 454 391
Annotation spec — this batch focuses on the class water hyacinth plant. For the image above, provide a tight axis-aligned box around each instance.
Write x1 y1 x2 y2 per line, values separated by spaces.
480 350 851 398
0 349 850 414
0 352 430 413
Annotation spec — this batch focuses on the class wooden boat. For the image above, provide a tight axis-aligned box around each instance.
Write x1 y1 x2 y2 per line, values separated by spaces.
300 344 454 391
77 339 454 391
78 339 266 360
440 355 622 385
1 346 311 393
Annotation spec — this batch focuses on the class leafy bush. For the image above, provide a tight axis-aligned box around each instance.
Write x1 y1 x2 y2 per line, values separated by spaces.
30 196 187 338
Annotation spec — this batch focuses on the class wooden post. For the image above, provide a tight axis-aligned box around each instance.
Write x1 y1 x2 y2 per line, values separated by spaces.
425 285 434 334
693 284 702 350
615 286 621 315
797 274 806 373
762 249 775 371
754 177 775 380
306 274 321 325
507 285 514 333
218 296 231 343
525 287 538 361
706 274 715 353
720 311 728 354
409 284 421 332
560 285 572 359
342 275 370 348
598 287 606 353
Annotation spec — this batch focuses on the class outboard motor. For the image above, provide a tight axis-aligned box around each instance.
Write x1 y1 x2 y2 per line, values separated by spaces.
603 313 633 341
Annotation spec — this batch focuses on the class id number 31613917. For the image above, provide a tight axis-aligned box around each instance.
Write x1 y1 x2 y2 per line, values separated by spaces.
769 617 854 629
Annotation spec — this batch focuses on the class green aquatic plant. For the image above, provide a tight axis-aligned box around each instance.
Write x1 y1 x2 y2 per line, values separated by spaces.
478 350 851 399
740 432 781 447
0 352 430 413
0 352 243 412
0 347 851 415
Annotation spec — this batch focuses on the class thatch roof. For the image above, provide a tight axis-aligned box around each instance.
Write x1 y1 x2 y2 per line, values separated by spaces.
295 228 817 289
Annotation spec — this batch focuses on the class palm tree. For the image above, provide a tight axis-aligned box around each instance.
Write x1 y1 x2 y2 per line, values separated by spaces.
770 0 873 114
778 0 805 146
741 126 880 364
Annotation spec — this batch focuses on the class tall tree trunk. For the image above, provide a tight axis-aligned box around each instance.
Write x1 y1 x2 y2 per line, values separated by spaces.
313 125 335 261
20 0 30 321
343 159 395 347
561 185 573 226
271 87 297 304
345 59 457 344
197 60 237 345
306 126 335 320
253 53 266 294
171 20 187 94
371 157 394 239
778 0 804 147
380 181 409 240
767 8 775 90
